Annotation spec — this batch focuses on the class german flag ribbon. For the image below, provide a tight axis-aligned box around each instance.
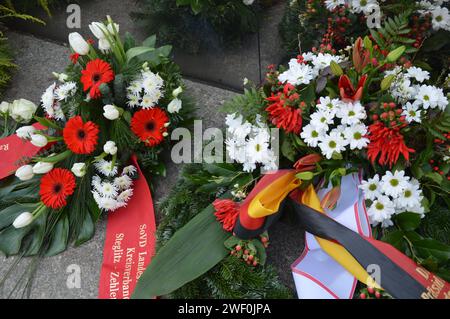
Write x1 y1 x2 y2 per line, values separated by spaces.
233 170 450 299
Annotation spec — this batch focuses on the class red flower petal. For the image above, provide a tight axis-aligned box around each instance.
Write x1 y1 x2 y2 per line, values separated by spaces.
40 168 76 209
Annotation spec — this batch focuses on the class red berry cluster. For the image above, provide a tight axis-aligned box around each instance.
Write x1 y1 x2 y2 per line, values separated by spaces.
410 14 432 49
359 286 387 299
429 132 450 180
229 236 269 267
325 5 352 48
371 102 407 129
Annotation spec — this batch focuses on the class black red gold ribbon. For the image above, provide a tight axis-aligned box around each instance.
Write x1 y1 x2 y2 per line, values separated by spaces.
233 170 450 299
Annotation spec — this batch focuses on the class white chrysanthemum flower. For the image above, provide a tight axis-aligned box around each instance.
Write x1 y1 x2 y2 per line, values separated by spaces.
278 59 315 86
415 85 448 110
430 6 450 30
324 0 345 11
360 174 382 201
351 0 379 14
55 81 77 101
98 197 120 211
127 94 140 108
41 83 65 120
100 182 118 198
316 96 340 116
246 134 271 164
367 196 396 228
310 110 335 131
402 101 422 123
301 124 325 147
381 170 410 198
94 160 118 177
318 132 346 159
406 67 430 83
336 101 367 125
343 124 369 150
395 180 423 210
311 53 344 75
122 165 137 176
114 175 133 190
117 189 133 202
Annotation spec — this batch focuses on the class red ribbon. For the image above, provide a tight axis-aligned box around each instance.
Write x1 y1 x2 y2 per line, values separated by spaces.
0 123 46 179
98 156 156 299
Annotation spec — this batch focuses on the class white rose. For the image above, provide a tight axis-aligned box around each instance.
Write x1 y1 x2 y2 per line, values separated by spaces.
32 162 54 174
0 101 9 114
16 125 36 139
9 99 37 123
30 134 48 147
103 141 117 155
167 98 182 113
71 163 86 177
13 212 34 229
98 38 111 53
103 104 120 120
68 32 90 55
15 165 34 181
172 86 183 98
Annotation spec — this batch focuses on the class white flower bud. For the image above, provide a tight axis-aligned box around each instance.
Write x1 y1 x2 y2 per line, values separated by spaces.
89 22 107 39
16 125 36 139
0 101 10 114
103 141 118 155
103 104 120 120
98 38 111 53
172 86 183 98
32 162 54 174
30 134 48 147
15 165 34 181
167 98 182 113
71 163 86 177
162 132 169 137
13 212 34 229
53 72 69 82
68 32 90 56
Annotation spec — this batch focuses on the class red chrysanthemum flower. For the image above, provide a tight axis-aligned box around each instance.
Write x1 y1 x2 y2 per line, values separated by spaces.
265 83 303 134
80 58 114 99
367 122 415 167
40 168 76 209
70 53 80 64
213 199 240 232
131 108 169 147
63 116 99 154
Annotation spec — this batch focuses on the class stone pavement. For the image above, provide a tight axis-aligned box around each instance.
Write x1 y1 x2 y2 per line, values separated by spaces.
0 1 304 298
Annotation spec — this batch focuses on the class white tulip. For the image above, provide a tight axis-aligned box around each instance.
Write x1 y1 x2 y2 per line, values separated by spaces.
107 22 119 35
33 162 54 174
71 163 86 177
15 165 34 181
167 98 182 113
89 22 107 39
13 212 34 229
98 38 111 53
30 134 48 147
172 86 183 98
68 32 90 55
9 99 37 123
16 125 36 139
0 101 9 114
103 141 117 155
103 104 120 120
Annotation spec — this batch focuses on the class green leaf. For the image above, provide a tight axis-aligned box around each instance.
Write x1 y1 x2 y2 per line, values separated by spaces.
24 209 48 256
126 46 155 63
381 230 405 251
34 116 61 130
132 204 229 298
0 203 39 230
296 171 314 181
142 35 156 48
411 238 450 262
395 212 421 231
424 172 443 185
224 236 240 249
252 239 267 266
34 150 71 163
0 226 29 256
330 61 343 76
45 214 69 256
74 210 94 246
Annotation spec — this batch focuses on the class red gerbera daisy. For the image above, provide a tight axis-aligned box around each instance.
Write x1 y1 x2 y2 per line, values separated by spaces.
40 168 76 209
367 122 415 167
63 116 99 154
265 83 303 134
213 199 240 232
80 58 114 99
131 108 169 147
